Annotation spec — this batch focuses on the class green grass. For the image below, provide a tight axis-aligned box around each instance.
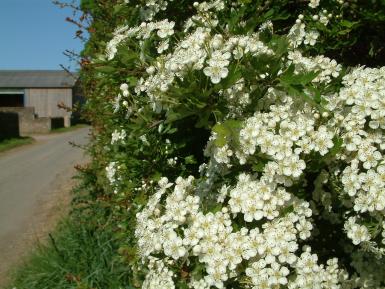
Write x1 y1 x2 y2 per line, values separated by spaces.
7 216 131 289
51 124 89 134
0 137 34 153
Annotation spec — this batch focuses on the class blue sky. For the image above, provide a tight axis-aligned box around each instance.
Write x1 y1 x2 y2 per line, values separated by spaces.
0 0 83 71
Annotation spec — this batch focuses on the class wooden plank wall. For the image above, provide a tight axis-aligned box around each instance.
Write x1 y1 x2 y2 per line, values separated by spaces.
24 88 72 118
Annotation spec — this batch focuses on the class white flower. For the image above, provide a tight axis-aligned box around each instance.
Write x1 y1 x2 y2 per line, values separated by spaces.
111 129 126 145
157 20 175 38
112 94 122 113
142 258 175 289
203 65 229 84
158 177 173 192
309 0 320 8
282 156 306 178
288 23 306 47
106 162 117 185
157 39 169 53
304 30 319 46
345 217 371 245
208 50 231 67
163 235 186 259
213 144 233 164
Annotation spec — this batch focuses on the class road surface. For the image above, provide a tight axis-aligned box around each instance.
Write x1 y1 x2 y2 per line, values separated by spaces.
0 127 89 285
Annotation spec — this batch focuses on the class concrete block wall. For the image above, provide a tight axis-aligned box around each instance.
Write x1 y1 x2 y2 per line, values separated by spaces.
0 107 52 136
24 117 51 134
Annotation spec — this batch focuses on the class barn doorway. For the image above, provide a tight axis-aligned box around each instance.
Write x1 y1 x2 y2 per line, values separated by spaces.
0 93 24 107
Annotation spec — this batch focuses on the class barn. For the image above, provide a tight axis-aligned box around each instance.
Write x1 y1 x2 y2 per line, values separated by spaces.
0 70 79 137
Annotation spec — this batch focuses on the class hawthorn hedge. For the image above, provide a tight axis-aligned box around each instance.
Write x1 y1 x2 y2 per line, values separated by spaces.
74 0 385 288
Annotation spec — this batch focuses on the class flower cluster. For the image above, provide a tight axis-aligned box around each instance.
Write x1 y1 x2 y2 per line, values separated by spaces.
309 0 320 9
288 51 341 83
138 0 172 21
134 27 273 111
106 161 118 185
344 217 371 245
142 257 175 289
207 66 385 256
323 67 385 253
219 78 251 117
106 19 175 60
111 129 126 145
228 173 291 222
106 161 122 194
136 174 350 289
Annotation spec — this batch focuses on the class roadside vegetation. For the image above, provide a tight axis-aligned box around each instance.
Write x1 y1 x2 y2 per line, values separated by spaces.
50 123 89 134
6 0 385 288
6 169 129 289
0 137 34 153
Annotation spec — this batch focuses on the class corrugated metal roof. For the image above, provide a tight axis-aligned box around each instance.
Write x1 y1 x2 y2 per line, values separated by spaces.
0 70 78 88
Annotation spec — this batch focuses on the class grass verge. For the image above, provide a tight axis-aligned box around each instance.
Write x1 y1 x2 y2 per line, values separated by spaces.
7 218 129 289
6 169 131 289
6 210 132 289
51 124 89 134
0 137 34 153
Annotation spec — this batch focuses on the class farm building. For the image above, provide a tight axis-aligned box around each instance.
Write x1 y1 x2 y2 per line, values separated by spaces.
0 70 80 137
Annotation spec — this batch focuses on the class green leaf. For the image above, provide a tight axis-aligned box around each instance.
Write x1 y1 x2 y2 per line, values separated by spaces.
212 123 230 136
270 35 289 57
212 123 230 147
195 110 212 128
212 120 241 147
252 162 265 172
308 85 322 104
134 191 148 206
340 20 358 28
95 65 116 73
126 76 138 87
119 50 138 64
166 127 178 134
281 205 294 216
224 119 242 131
280 67 319 86
165 108 195 124
263 8 275 19
184 155 197 165
176 280 189 289
191 262 205 279
279 64 295 84
219 65 242 89
296 71 319 86
113 4 125 15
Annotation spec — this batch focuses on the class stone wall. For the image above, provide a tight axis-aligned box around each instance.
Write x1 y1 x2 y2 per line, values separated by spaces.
0 107 52 136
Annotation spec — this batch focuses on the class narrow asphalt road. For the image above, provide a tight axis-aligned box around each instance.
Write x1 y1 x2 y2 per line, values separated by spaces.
0 127 89 285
